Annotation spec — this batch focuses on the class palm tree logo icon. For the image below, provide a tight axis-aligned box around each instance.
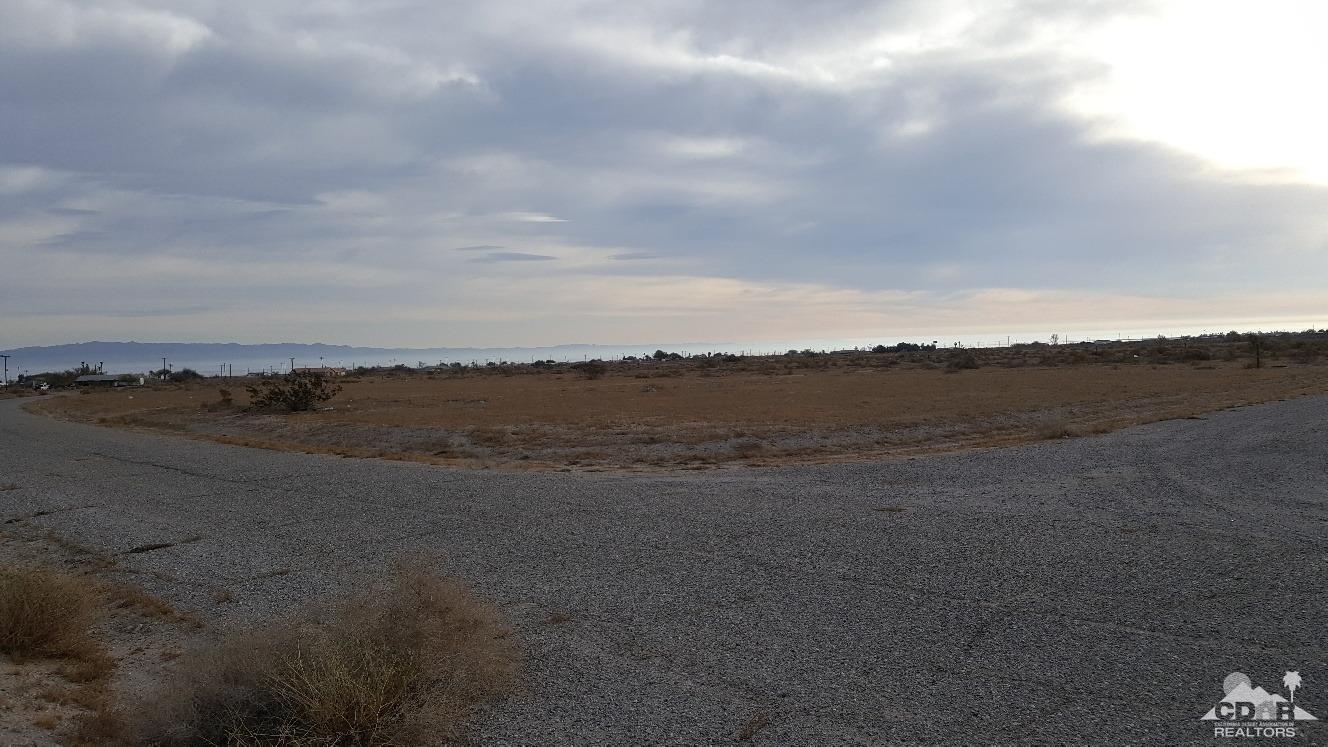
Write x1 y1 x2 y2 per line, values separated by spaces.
1201 670 1317 722
1285 671 1303 703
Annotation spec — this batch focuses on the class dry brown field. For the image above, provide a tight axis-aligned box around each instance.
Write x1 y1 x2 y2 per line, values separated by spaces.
29 341 1328 471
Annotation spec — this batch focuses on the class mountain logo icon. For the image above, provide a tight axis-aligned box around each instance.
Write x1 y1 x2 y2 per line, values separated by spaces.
1201 671 1316 722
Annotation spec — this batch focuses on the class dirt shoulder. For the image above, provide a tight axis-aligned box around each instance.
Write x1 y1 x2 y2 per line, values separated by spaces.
28 347 1328 472
0 526 203 746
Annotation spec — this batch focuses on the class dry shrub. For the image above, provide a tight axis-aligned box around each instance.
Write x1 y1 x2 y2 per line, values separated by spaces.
569 361 607 380
102 580 199 626
0 565 103 661
944 350 980 372
131 563 517 745
247 372 342 412
1035 418 1077 440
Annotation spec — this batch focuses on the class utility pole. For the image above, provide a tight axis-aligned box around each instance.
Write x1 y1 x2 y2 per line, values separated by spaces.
162 357 168 380
0 354 9 385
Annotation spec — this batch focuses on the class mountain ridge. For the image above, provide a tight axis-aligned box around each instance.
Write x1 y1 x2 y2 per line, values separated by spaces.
0 340 740 375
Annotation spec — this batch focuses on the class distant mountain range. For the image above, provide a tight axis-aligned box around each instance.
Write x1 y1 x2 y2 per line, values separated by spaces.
0 341 739 376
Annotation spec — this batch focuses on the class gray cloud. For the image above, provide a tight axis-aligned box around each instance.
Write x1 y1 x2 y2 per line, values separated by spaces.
1 0 1325 348
469 251 557 263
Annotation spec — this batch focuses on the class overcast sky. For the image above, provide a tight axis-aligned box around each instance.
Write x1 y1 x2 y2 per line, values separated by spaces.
3 0 1326 348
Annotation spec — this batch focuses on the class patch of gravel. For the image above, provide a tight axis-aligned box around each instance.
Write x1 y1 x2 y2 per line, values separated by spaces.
2 396 1326 744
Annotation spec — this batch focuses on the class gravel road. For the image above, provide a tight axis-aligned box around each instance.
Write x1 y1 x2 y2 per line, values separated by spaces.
2 396 1325 745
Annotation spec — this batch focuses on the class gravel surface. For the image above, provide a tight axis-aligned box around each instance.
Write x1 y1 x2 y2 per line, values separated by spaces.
2 396 1325 745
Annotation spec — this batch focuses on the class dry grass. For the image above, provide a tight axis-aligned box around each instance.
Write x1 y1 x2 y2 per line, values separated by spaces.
1034 418 1078 440
102 580 201 628
129 562 517 745
32 347 1328 470
0 565 104 663
0 564 122 744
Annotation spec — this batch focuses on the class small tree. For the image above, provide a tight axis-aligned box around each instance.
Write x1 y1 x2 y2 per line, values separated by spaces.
246 371 341 412
169 368 204 383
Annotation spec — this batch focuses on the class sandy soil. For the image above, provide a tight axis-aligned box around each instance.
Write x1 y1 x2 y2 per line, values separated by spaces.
0 528 203 746
31 350 1328 472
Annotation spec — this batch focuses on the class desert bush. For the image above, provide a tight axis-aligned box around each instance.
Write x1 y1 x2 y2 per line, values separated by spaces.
131 563 517 746
944 351 980 372
1035 418 1077 440
246 371 342 412
570 361 607 380
0 565 102 661
168 368 205 383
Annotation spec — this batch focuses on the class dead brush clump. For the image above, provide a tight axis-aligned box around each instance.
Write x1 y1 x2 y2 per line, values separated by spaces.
0 565 104 663
944 350 981 372
130 563 518 746
1035 418 1079 440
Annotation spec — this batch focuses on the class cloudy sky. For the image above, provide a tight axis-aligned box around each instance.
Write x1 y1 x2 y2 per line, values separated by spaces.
3 0 1326 348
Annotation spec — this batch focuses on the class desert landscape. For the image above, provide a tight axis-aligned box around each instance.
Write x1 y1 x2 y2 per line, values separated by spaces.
29 337 1328 471
6 1 1328 742
3 382 1326 744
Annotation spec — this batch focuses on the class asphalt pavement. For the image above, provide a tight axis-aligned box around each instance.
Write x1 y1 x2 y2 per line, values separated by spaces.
1 396 1324 745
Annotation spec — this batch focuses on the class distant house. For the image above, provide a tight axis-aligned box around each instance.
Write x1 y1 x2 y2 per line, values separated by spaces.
291 367 347 377
73 374 122 388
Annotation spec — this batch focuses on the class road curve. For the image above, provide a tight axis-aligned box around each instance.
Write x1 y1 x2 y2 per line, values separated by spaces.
2 396 1326 745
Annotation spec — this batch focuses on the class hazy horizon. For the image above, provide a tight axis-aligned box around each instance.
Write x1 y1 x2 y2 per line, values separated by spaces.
5 316 1325 376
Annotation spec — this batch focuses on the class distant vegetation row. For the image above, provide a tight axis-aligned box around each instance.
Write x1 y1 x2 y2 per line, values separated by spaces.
12 328 1327 390
311 329 1327 379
